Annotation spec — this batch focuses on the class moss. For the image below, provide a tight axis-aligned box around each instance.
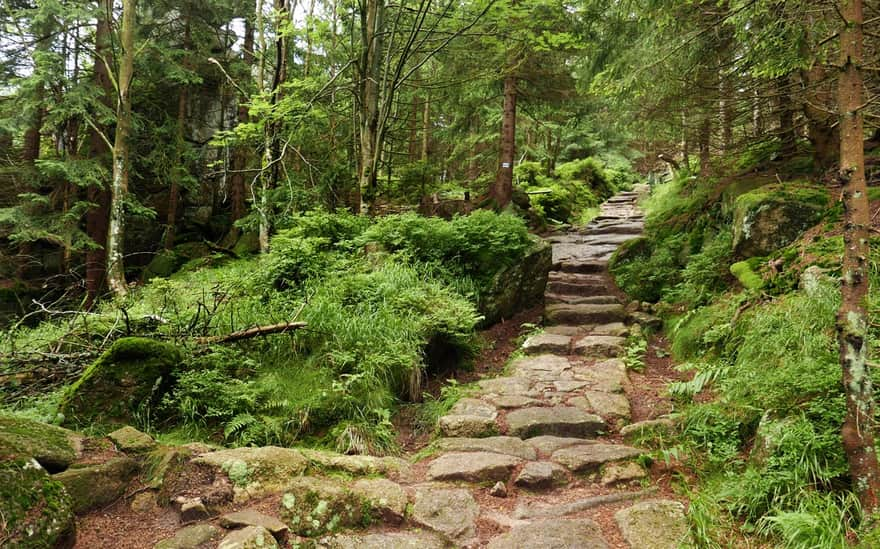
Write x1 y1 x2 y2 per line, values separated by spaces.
730 261 764 290
0 415 82 471
279 477 371 537
53 457 139 513
142 250 181 282
60 337 183 426
0 458 76 548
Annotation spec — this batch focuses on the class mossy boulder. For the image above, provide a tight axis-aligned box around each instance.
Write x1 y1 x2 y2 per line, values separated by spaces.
53 457 139 513
60 337 183 425
233 232 261 256
0 415 83 471
479 238 551 326
279 476 371 537
1 458 76 548
730 259 764 290
732 184 829 257
143 250 182 282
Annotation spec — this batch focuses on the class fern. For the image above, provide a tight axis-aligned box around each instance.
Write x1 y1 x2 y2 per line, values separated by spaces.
224 412 257 440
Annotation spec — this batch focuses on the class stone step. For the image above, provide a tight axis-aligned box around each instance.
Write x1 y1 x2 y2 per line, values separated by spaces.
435 436 537 460
550 443 643 472
572 335 626 358
522 332 571 354
579 224 643 236
546 281 608 297
544 303 626 325
549 271 605 283
556 260 606 274
486 518 609 549
427 451 522 483
544 294 620 306
505 406 606 438
615 500 689 549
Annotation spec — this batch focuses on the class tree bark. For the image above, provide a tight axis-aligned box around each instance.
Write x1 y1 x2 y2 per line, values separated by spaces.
777 75 798 159
698 115 711 178
492 74 517 207
357 0 384 214
837 0 880 516
85 0 113 306
106 0 137 298
228 16 254 231
165 14 192 251
421 91 430 162
802 66 839 168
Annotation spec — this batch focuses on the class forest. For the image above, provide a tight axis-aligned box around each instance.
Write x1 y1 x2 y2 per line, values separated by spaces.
3 0 880 547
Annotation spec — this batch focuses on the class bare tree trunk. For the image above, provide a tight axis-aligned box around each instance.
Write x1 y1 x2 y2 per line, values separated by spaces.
803 66 839 168
837 0 880 516
777 75 797 159
681 111 691 169
492 74 517 207
421 91 430 162
106 0 136 298
229 16 254 232
698 115 711 178
85 0 113 306
357 0 384 214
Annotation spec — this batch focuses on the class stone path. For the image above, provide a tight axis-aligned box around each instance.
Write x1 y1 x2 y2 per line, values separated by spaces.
112 186 690 548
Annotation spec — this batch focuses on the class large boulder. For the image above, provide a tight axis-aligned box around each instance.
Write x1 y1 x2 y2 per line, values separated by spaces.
0 415 82 471
479 238 551 326
53 456 140 513
60 337 183 425
732 184 829 257
1 458 76 548
278 477 370 537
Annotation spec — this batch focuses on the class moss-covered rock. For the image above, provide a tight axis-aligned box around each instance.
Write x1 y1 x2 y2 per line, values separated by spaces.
479 238 551 326
0 415 83 471
53 457 139 513
0 458 76 548
60 337 183 425
730 259 764 290
233 232 261 256
108 425 157 453
279 476 371 537
142 250 182 282
732 184 829 257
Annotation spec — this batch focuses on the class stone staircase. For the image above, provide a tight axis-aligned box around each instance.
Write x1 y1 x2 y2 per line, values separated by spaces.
125 186 689 548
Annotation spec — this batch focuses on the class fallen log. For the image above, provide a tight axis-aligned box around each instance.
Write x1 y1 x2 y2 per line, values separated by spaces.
195 321 307 345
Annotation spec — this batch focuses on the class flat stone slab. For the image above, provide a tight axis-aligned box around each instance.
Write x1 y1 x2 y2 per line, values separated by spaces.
545 294 620 305
154 524 220 549
547 281 607 296
436 436 537 460
449 398 497 417
572 359 628 393
486 518 609 549
558 260 607 274
514 461 568 490
573 335 625 358
321 532 447 549
510 354 572 382
551 443 643 472
522 333 571 354
438 398 498 437
543 325 584 336
478 376 534 397
630 311 663 331
217 526 278 549
487 395 540 409
411 488 479 544
570 391 631 421
219 509 288 534
427 451 522 482
526 435 597 455
350 478 408 524
601 462 647 485
552 380 588 392
506 407 606 439
615 500 689 549
591 322 629 337
545 303 626 326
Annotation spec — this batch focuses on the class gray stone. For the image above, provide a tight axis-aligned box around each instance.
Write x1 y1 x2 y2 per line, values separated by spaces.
217 525 279 549
427 451 522 482
487 395 540 409
298 449 409 477
506 407 606 438
614 500 689 549
514 461 568 489
194 446 309 500
545 294 620 306
486 518 609 549
220 509 289 535
154 524 219 549
551 443 643 472
477 376 533 396
522 333 571 354
179 499 210 522
131 491 159 513
544 325 584 336
731 185 828 257
601 462 647 485
510 355 572 381
53 456 139 513
108 425 156 453
438 398 498 437
480 239 552 326
321 531 447 549
572 359 627 393
570 391 631 421
573 335 625 358
411 487 479 544
350 478 408 524
552 380 588 392
546 280 607 296
436 436 537 460
591 322 629 337
630 311 662 331
279 477 367 537
545 303 626 326
558 260 607 274
526 436 596 455
489 481 508 497
620 418 675 443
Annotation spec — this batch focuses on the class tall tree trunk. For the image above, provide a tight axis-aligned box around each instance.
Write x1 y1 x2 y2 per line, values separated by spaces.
492 74 517 207
165 13 191 251
682 111 691 169
837 0 880 516
421 92 430 162
85 0 113 306
698 115 711 178
777 75 797 159
357 0 384 214
106 0 136 298
803 66 839 169
229 16 254 232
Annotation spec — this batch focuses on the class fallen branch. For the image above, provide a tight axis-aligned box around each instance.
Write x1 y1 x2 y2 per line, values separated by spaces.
195 321 307 345
512 487 658 519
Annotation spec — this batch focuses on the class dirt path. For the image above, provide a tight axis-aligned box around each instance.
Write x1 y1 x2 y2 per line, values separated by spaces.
75 186 690 548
